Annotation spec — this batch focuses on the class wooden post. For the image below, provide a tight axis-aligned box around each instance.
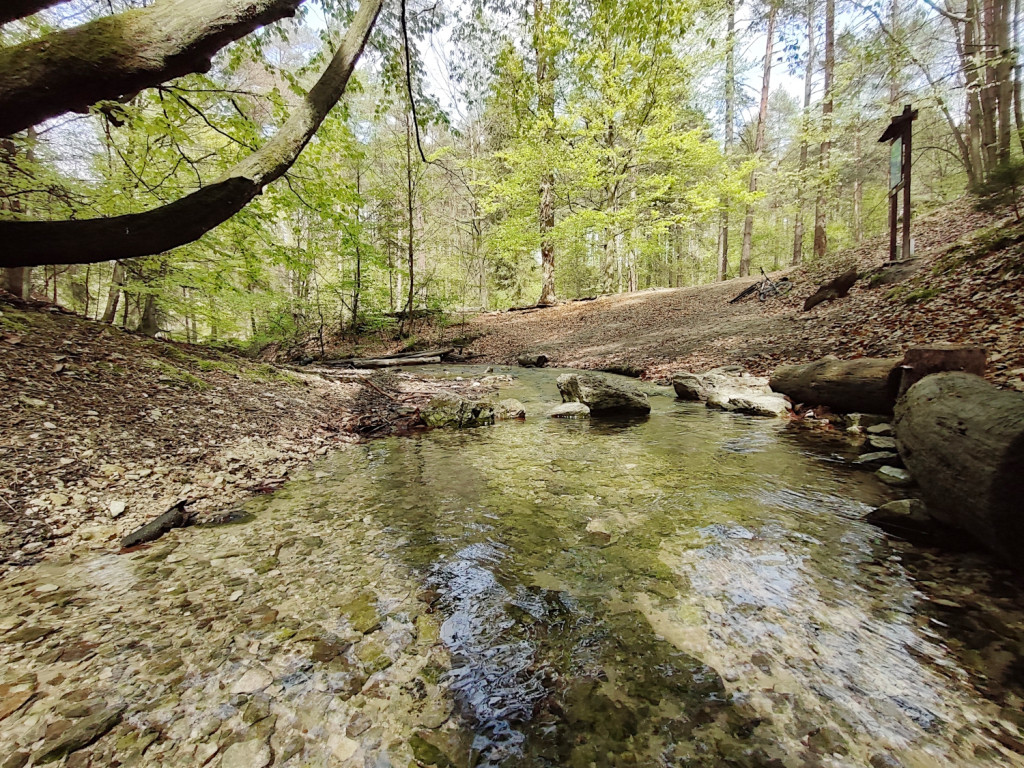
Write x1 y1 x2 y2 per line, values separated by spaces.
879 104 917 262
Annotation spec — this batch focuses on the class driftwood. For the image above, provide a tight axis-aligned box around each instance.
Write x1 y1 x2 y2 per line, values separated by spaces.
121 500 192 549
802 268 858 311
770 345 988 415
770 356 903 414
517 353 548 368
323 348 454 368
895 372 1024 568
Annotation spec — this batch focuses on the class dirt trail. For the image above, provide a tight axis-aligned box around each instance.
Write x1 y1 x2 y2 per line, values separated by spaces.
468 200 1024 388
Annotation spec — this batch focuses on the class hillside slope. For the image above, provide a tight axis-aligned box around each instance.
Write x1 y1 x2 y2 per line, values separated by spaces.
469 199 1024 389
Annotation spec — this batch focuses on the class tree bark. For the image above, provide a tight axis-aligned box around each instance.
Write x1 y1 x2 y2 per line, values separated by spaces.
0 0 72 26
535 0 557 306
739 4 776 278
770 356 903 415
100 262 124 323
813 0 834 260
0 0 382 268
792 0 815 266
0 0 307 138
895 372 1024 568
718 0 736 282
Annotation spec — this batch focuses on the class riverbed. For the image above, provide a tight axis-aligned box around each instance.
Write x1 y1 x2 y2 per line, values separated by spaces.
2 366 1023 767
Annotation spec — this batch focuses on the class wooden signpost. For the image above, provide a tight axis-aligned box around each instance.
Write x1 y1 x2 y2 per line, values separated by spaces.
879 104 918 262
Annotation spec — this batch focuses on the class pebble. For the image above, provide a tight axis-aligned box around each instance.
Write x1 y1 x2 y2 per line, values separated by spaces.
230 667 274 694
108 501 127 519
218 739 271 768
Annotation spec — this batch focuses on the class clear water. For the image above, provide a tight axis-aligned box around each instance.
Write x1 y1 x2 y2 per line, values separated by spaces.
2 366 1023 767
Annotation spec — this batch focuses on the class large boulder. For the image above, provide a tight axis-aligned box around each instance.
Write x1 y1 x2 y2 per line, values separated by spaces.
895 372 1024 568
556 373 651 416
421 393 495 429
672 369 790 418
493 398 527 420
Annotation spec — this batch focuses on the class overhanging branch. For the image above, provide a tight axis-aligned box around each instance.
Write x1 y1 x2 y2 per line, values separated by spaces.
0 0 73 26
0 0 308 137
0 0 384 268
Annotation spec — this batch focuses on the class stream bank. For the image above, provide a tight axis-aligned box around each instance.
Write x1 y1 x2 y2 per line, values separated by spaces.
0 303 497 571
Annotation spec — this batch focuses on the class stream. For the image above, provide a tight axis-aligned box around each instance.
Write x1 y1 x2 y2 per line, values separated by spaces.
2 366 1024 767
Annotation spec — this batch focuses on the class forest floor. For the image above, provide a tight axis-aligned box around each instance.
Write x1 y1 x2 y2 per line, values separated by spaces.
0 303 499 570
464 198 1024 389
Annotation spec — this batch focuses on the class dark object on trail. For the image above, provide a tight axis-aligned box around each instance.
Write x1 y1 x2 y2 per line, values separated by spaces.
895 372 1024 569
770 356 903 415
518 353 548 368
120 500 192 549
802 268 858 311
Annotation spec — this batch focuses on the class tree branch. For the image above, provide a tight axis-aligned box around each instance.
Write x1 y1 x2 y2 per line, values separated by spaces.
0 0 384 268
0 0 308 137
0 0 72 26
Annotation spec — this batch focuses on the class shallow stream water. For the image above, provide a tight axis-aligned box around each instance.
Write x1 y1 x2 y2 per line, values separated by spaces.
2 366 1024 767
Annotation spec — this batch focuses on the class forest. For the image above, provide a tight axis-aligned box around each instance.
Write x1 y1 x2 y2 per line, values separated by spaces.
0 0 1021 350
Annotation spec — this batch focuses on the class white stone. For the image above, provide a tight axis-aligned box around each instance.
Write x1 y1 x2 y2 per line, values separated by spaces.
230 666 273 694
109 500 127 518
219 739 271 768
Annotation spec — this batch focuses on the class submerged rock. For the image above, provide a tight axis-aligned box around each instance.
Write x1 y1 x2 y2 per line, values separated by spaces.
549 402 591 419
865 499 931 532
672 369 790 418
876 466 914 487
421 394 495 429
854 451 900 469
556 373 650 415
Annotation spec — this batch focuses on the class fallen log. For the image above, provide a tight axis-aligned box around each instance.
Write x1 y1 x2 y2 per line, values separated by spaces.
344 356 441 368
898 343 986 396
518 353 548 368
894 372 1024 568
770 356 903 415
120 500 192 549
803 268 858 311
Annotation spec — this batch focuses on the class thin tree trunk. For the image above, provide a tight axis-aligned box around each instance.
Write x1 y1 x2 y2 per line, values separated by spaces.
853 128 863 242
535 0 557 305
1015 0 1024 153
792 0 815 266
739 4 777 278
718 0 736 281
101 262 124 324
813 0 834 260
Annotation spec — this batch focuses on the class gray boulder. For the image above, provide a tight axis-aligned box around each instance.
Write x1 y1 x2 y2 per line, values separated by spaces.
556 373 650 415
493 398 527 420
422 393 495 428
549 402 591 419
876 466 914 487
672 369 790 418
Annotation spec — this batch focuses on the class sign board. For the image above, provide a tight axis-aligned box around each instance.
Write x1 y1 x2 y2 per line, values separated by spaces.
889 136 903 190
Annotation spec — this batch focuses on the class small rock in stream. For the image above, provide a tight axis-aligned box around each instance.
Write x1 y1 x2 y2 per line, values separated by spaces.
549 402 590 419
876 466 914 487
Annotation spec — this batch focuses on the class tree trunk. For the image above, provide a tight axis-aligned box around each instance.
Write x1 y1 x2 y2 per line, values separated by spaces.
100 262 124 323
770 356 903 415
0 0 382 268
895 372 1024 568
535 0 557 306
1013 0 1024 153
0 0 307 138
1 267 31 299
813 0 834 260
792 0 815 266
138 293 159 336
718 0 736 282
739 4 776 278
